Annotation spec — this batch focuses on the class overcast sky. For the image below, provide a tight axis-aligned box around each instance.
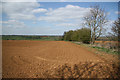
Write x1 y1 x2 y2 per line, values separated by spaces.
1 1 119 35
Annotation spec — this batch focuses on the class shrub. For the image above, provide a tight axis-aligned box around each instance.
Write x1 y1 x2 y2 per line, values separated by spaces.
63 28 91 43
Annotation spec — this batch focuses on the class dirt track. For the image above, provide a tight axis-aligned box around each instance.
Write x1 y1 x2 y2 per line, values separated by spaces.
2 40 119 78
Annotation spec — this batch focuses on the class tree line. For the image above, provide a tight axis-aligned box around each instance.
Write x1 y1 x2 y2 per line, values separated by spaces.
62 28 91 43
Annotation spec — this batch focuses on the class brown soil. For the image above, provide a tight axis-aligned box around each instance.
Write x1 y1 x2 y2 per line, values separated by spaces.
2 40 120 78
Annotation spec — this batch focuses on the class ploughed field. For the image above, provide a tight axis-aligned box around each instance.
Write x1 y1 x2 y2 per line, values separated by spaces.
2 40 120 78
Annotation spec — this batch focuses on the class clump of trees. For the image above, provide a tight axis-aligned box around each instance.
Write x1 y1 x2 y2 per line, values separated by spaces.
63 28 91 43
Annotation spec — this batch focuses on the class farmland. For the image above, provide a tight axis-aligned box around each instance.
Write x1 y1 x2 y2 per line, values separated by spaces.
2 40 120 78
2 1 120 79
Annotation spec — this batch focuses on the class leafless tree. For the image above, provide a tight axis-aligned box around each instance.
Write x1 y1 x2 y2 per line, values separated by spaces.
111 18 120 40
84 5 108 44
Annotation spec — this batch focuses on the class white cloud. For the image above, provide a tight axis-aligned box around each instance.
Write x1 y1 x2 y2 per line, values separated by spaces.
115 11 120 14
38 5 91 22
2 20 26 28
2 0 37 2
56 23 79 27
56 22 84 28
9 14 37 20
32 8 47 13
39 16 67 22
2 2 40 20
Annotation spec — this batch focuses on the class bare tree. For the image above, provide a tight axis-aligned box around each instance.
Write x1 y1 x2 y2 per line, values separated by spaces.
84 5 108 44
111 18 120 39
107 18 120 41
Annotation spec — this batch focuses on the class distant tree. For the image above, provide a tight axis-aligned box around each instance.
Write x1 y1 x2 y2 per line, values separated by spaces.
79 28 91 43
84 5 108 44
110 18 120 41
112 18 120 36
63 28 91 43
62 32 66 40
64 30 73 41
71 31 79 41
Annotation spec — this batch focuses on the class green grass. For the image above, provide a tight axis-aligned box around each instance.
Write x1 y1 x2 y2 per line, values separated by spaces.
72 41 120 55
92 46 119 54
